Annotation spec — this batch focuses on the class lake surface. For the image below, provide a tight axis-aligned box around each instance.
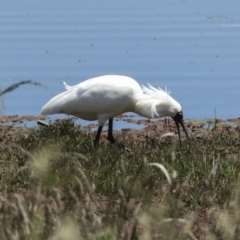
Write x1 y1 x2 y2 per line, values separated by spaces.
1 0 240 125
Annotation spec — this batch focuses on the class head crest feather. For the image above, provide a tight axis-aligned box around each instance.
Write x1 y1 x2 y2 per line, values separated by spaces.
141 84 171 99
138 84 181 118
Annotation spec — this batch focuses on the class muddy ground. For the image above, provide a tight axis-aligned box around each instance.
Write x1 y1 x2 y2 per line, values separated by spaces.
0 114 239 143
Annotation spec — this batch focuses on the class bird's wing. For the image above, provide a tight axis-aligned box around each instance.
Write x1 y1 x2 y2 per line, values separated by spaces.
74 84 134 114
42 82 135 117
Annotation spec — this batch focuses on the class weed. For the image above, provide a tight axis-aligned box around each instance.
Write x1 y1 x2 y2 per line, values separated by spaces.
0 117 239 239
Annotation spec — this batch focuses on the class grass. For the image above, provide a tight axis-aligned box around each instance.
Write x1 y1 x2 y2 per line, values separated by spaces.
0 117 239 239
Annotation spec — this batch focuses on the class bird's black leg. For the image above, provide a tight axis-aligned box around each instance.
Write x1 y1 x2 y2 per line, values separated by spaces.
94 126 103 148
107 119 126 149
107 118 115 143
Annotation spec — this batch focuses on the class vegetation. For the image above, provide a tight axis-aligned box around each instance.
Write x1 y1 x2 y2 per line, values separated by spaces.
0 117 239 239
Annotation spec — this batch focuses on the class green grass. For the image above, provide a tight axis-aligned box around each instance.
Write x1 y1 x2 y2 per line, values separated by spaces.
0 117 240 239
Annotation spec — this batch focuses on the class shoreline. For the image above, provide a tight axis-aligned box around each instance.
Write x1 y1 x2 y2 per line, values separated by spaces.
1 115 239 144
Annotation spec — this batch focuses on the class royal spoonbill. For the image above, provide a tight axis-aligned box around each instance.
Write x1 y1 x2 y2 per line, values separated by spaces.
41 75 189 147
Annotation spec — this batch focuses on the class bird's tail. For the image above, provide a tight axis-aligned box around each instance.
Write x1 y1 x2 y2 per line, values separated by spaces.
41 90 71 116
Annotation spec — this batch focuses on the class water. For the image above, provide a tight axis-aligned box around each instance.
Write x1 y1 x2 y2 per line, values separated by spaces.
1 0 240 125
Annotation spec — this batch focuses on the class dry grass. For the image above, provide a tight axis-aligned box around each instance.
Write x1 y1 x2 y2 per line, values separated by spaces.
0 117 239 239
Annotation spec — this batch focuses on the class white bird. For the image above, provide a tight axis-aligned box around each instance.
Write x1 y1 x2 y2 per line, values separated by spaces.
41 75 189 147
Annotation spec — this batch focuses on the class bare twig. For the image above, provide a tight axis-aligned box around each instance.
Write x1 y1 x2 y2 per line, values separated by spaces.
37 120 49 127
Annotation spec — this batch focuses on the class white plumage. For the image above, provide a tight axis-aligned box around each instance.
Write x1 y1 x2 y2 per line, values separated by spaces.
41 75 188 147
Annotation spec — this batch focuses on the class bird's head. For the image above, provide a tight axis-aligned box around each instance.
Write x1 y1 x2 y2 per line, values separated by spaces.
172 111 189 144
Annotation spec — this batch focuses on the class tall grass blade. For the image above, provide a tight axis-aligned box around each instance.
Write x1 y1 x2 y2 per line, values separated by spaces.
0 80 47 97
148 162 172 185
